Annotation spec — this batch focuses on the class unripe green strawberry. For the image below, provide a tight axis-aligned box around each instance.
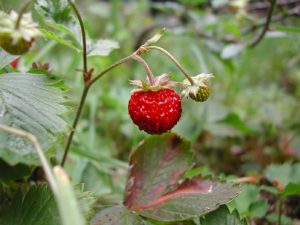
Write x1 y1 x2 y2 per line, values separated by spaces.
0 10 41 55
189 85 210 102
181 73 214 102
0 35 32 55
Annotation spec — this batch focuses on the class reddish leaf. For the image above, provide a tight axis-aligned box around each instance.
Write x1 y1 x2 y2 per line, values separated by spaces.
123 133 240 222
136 178 240 221
124 132 193 210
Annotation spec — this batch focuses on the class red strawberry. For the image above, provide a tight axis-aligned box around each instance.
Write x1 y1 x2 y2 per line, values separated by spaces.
128 88 181 134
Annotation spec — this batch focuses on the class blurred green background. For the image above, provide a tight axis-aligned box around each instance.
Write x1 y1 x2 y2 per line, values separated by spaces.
1 0 299 201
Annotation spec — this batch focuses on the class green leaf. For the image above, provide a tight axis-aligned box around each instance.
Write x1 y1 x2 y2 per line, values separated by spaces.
39 28 80 51
0 50 18 70
0 184 60 225
200 205 248 225
0 159 31 183
227 184 261 216
185 166 213 179
87 39 119 57
264 163 300 187
90 205 146 225
281 183 300 197
219 113 255 135
248 199 268 218
74 184 97 221
34 0 81 48
0 73 68 165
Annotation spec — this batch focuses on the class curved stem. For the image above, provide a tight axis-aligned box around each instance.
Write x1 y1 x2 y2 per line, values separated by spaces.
133 54 155 85
15 1 31 29
146 45 194 85
249 0 277 48
0 123 58 195
67 0 88 73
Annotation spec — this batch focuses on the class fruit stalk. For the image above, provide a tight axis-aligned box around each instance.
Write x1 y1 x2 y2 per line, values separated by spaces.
132 54 155 86
15 1 31 29
146 45 195 85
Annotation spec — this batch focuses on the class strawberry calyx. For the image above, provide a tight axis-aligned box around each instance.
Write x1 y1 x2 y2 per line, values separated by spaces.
130 73 177 92
181 73 214 102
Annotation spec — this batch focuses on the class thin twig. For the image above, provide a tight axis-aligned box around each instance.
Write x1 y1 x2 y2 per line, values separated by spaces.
249 0 277 48
0 123 58 194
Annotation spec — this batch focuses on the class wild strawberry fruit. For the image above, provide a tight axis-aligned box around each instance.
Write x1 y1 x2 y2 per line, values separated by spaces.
181 73 214 102
0 10 41 55
128 74 181 135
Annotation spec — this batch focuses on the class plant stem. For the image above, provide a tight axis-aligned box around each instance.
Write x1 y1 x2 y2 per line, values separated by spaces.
61 86 89 166
61 54 134 166
67 0 88 73
133 54 155 85
249 0 277 48
15 1 31 29
146 45 195 85
0 123 58 195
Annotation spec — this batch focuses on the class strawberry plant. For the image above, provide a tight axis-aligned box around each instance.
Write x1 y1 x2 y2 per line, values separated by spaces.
0 0 299 225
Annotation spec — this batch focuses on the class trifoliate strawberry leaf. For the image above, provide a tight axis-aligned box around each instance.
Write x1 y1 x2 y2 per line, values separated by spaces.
0 184 60 225
90 205 146 225
0 73 69 165
123 132 240 222
199 205 248 225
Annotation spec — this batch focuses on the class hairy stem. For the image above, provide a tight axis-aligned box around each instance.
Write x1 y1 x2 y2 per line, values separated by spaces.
133 54 155 85
0 123 58 194
67 0 88 73
15 1 31 29
249 0 277 48
146 45 195 85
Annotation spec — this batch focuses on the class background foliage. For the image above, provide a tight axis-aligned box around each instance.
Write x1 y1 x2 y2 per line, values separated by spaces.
0 0 299 224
